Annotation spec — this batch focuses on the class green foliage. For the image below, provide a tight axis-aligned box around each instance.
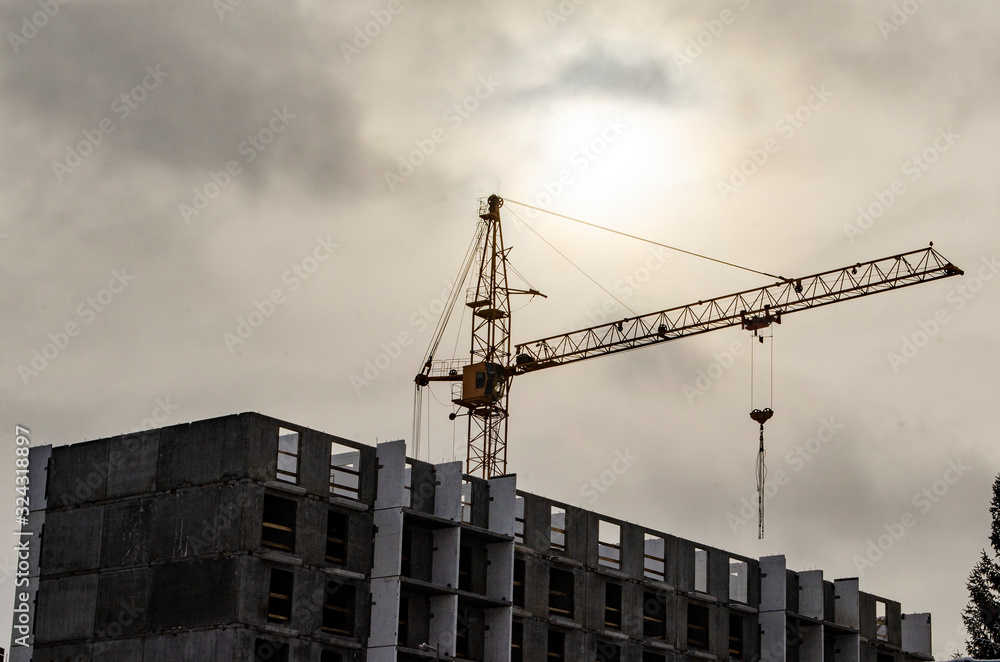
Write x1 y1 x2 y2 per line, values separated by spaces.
964 474 1000 659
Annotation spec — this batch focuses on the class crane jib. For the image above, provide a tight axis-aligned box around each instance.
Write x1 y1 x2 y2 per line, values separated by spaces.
511 246 962 373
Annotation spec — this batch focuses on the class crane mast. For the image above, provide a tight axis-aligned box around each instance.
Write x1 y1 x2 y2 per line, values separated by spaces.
415 195 964 478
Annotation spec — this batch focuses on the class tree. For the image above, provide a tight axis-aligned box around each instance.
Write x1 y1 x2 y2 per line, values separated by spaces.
964 474 1000 659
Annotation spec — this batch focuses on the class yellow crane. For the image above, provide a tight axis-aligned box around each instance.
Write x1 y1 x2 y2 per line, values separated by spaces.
414 195 963 486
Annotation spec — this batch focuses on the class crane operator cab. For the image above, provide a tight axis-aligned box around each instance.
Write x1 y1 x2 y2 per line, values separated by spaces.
454 362 507 408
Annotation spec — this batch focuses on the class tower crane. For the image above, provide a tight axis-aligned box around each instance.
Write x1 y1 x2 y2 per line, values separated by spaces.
414 195 964 481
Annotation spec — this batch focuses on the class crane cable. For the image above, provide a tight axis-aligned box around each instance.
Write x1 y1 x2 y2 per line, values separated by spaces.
413 217 487 458
749 330 774 539
506 206 638 316
504 199 787 282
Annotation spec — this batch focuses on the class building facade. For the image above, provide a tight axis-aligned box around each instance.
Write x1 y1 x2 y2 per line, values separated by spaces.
11 412 933 662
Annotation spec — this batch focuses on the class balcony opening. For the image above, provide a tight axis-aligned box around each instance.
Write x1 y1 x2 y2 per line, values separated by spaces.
547 629 565 661
644 534 665 582
320 652 343 662
401 527 413 578
322 581 356 637
729 613 744 659
326 511 349 565
261 494 297 553
687 603 710 651
549 568 574 619
643 591 667 640
512 619 524 662
266 568 293 624
694 547 708 593
643 652 667 662
513 557 525 607
729 558 748 603
276 428 299 484
329 441 361 500
550 506 566 553
459 543 473 592
598 520 621 570
877 600 888 642
604 581 622 630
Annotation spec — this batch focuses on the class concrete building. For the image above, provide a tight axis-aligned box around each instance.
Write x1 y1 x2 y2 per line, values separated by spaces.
11 412 933 662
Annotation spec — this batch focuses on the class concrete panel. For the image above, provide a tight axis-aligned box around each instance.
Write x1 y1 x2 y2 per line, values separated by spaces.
901 613 931 655
707 548 729 600
297 428 330 497
28 445 52 512
801 623 824 662
375 441 406 510
760 555 787 612
487 475 516 536
521 495 551 553
432 527 460 589
484 605 512 662
408 461 436 515
434 462 463 522
47 438 109 507
429 594 458 657
369 577 401 648
620 523 644 579
31 645 92 662
92 638 144 662
35 574 99 643
142 629 234 662
40 506 103 574
835 579 860 629
759 610 787 662
95 567 148 638
247 414 277 482
101 498 152 567
372 508 403 579
157 418 234 489
486 540 513 603
799 570 825 620
834 632 860 662
105 431 158 498
297 498 328 567
148 557 239 630
150 487 242 561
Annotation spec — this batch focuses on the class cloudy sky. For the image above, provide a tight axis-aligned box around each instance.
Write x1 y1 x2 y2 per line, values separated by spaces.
2 0 999 655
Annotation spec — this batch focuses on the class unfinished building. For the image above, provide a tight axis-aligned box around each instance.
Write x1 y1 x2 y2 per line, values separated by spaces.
11 412 933 662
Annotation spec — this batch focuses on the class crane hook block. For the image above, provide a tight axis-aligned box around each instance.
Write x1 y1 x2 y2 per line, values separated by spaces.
750 408 774 425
